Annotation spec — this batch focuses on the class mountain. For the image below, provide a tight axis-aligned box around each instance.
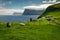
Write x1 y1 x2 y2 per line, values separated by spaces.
45 3 60 12
38 3 60 18
13 12 23 15
23 4 52 16
23 9 45 15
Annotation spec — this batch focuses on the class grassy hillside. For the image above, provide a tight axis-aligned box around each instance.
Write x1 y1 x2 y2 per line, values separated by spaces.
38 3 60 18
44 3 60 14
0 3 60 40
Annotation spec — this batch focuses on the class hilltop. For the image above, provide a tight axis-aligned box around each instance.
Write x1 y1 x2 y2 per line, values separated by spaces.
45 3 60 13
38 3 60 18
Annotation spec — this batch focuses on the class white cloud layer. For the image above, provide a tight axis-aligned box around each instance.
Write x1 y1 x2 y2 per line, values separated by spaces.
0 8 24 15
24 1 60 10
0 3 5 9
24 4 53 10
0 1 24 15
42 0 57 3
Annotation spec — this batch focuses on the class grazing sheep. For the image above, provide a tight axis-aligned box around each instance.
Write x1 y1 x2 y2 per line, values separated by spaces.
19 23 25 26
6 22 11 27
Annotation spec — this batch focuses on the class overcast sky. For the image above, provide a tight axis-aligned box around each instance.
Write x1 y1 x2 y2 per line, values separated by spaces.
0 0 60 15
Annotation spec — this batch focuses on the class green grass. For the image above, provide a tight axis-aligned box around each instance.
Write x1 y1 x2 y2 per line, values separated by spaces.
0 10 60 40
0 21 60 40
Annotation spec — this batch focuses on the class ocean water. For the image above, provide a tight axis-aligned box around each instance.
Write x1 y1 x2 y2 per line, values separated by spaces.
0 15 40 22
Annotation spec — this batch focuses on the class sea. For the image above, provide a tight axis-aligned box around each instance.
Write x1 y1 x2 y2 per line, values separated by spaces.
0 15 40 22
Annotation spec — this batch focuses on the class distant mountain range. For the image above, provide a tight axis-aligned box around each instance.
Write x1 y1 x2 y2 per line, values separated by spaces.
13 12 23 15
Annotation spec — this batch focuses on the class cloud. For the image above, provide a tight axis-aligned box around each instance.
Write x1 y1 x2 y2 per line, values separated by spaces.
0 1 12 8
0 2 24 15
42 1 47 3
0 8 24 15
8 1 12 4
42 0 57 3
0 3 5 9
24 4 53 10
56 1 60 3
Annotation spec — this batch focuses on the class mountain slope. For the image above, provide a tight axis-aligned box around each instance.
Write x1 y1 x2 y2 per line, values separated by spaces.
38 3 60 18
45 3 60 13
23 4 52 15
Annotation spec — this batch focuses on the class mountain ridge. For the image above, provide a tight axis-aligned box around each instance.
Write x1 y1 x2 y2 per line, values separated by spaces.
38 3 60 18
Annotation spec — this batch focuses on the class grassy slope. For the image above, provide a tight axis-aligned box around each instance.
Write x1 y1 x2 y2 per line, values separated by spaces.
0 3 60 40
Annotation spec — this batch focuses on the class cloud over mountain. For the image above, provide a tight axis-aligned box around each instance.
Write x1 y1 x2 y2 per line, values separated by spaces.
24 4 53 10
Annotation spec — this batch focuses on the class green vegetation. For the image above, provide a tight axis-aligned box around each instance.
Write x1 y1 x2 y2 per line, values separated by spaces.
0 3 60 40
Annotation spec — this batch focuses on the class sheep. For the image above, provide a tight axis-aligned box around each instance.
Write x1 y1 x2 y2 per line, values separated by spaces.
6 22 11 27
19 23 26 26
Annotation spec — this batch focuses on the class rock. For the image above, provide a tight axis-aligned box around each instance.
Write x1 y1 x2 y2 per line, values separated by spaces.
42 17 45 18
45 16 52 21
19 23 26 26
32 19 37 22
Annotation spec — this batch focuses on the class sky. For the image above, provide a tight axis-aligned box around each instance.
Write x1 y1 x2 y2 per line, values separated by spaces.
0 0 60 15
